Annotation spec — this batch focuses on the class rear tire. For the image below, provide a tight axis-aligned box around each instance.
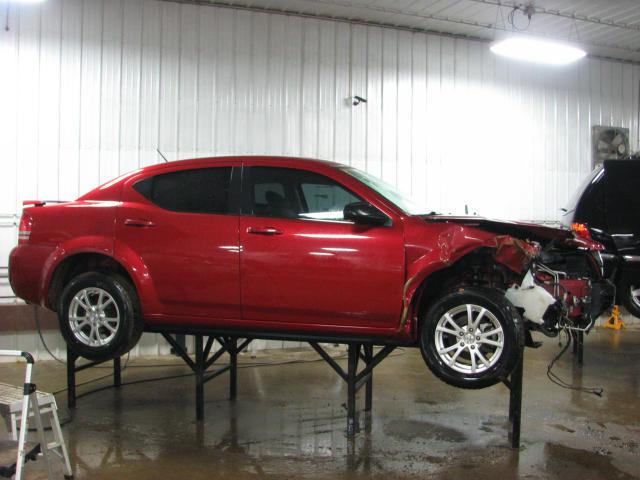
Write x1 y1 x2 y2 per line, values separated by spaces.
619 276 640 319
419 287 524 390
58 272 143 361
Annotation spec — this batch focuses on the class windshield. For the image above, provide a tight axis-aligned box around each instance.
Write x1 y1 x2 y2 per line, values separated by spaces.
340 167 429 215
564 165 604 214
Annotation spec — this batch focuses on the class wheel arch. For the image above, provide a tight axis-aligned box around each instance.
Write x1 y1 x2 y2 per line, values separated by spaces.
47 252 136 312
402 247 524 341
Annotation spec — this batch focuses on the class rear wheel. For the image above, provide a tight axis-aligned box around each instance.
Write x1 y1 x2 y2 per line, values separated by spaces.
59 272 143 361
619 276 640 319
420 287 524 389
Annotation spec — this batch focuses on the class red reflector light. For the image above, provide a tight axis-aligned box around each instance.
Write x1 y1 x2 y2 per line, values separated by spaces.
571 222 591 240
18 213 33 244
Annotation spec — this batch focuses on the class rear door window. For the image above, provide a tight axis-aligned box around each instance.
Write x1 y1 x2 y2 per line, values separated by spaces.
134 167 234 214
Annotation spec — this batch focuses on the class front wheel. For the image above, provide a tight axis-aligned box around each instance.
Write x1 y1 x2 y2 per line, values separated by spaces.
58 272 144 361
419 287 524 389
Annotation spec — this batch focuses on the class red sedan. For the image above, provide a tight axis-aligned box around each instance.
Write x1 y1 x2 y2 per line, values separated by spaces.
9 156 613 389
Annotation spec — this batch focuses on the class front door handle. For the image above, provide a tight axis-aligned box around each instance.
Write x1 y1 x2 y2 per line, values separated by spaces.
247 226 283 235
124 218 156 228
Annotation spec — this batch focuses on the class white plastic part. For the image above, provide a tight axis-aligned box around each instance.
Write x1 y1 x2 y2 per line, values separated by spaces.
505 271 556 325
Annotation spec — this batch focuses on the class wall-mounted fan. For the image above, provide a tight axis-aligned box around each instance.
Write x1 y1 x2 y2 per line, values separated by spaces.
592 126 630 168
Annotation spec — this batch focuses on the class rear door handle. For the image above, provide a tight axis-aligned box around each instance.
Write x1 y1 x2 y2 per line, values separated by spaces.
246 226 283 235
124 219 156 228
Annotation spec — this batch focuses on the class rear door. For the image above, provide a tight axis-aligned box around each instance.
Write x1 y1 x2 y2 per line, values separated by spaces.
239 164 405 331
116 162 241 320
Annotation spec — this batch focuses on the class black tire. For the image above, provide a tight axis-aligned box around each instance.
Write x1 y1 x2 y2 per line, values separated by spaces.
58 272 143 361
419 287 524 390
618 276 640 319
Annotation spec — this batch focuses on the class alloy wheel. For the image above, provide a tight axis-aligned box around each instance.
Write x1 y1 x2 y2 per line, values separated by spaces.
68 287 120 347
434 304 504 374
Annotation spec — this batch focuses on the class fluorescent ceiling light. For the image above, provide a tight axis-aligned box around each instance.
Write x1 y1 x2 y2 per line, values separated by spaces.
490 37 586 65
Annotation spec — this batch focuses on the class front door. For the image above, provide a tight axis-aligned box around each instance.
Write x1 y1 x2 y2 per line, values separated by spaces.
239 166 405 331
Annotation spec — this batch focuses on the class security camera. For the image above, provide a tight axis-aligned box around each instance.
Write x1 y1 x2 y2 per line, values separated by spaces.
351 95 367 106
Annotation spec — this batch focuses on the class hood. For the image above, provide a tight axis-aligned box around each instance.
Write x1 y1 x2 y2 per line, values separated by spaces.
423 215 603 251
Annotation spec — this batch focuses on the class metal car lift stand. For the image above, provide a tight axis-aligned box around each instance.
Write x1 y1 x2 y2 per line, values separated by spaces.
309 342 396 436
67 334 252 421
308 341 525 447
161 334 253 420
66 333 527 448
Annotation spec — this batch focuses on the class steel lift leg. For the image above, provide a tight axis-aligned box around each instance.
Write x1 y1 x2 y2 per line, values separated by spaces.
309 343 396 436
66 348 122 409
164 335 252 420
506 347 524 448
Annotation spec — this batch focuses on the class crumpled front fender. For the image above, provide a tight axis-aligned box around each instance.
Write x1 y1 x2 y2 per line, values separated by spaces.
400 221 540 338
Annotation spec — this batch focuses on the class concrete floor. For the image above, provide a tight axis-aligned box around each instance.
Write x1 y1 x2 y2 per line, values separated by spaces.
1 328 639 480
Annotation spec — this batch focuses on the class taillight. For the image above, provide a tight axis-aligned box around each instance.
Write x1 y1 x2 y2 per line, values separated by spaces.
18 213 33 244
571 222 591 240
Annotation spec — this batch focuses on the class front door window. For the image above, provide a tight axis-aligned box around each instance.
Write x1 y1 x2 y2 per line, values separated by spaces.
243 167 362 221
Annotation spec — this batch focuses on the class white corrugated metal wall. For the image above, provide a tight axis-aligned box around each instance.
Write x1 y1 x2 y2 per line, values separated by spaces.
1 0 639 356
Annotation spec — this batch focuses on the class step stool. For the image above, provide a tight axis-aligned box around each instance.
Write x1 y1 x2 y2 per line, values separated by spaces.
0 440 40 478
0 350 72 480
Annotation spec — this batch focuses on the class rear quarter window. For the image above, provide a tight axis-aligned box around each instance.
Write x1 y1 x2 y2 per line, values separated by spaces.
133 167 233 214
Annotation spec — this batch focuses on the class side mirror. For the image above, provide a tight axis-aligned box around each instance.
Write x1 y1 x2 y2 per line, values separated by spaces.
343 202 388 226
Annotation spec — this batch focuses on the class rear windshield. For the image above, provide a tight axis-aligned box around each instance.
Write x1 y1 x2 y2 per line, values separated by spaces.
564 165 604 213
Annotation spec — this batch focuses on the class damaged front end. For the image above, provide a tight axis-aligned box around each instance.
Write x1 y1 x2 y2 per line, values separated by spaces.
508 249 616 336
425 215 616 337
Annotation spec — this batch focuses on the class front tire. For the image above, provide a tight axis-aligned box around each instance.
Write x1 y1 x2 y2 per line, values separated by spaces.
419 287 524 389
59 272 143 361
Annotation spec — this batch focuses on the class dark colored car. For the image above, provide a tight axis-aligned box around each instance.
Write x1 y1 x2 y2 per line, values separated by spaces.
9 156 613 390
561 159 640 318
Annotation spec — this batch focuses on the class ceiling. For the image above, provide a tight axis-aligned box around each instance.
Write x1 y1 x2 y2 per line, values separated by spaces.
178 0 640 63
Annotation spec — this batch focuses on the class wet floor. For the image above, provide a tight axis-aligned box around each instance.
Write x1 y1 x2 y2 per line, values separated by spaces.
1 328 639 479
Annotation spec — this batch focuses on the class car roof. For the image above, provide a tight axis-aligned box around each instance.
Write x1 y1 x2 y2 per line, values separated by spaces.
139 155 344 174
80 155 354 202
